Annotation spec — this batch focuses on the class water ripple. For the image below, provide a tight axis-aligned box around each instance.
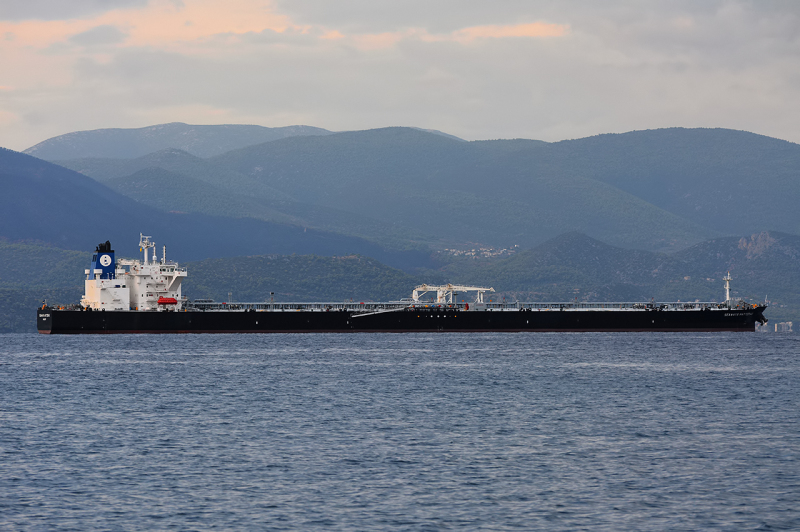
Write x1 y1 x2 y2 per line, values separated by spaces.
1 333 798 530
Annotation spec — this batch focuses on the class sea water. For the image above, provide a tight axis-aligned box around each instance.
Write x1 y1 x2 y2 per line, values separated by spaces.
1 333 798 530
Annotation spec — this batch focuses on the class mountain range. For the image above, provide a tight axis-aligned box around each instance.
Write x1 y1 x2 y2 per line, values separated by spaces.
1 122 797 332
48 125 800 253
23 122 333 159
0 147 430 268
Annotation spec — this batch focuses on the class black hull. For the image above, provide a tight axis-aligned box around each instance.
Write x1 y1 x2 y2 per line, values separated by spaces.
37 306 766 334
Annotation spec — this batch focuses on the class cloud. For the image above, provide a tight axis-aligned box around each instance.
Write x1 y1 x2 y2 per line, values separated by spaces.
338 21 567 51
272 0 563 33
0 0 148 21
439 22 568 43
69 24 128 46
2 0 800 151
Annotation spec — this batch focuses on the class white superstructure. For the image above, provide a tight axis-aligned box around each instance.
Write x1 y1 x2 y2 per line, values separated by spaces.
81 234 186 311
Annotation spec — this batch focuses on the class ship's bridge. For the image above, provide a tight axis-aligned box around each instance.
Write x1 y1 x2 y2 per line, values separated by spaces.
81 234 186 311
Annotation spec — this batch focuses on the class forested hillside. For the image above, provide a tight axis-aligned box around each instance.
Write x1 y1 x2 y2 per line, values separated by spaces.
53 126 800 253
3 231 796 332
437 231 800 323
0 242 86 333
0 242 418 332
527 128 800 236
184 255 418 303
3 125 797 332
0 148 430 268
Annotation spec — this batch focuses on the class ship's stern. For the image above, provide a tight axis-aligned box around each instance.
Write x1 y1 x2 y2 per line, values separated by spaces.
37 307 53 334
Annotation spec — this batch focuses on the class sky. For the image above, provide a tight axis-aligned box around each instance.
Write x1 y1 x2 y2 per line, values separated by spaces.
1 0 799 150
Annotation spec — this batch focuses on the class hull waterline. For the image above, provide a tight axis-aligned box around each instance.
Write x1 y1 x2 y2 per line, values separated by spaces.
37 305 766 334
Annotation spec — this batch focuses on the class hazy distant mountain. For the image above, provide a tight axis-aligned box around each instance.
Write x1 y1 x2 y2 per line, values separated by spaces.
72 127 708 251
61 150 433 248
57 148 294 201
211 126 800 249
205 127 717 251
49 126 800 253
0 148 430 269
8 121 799 332
528 128 800 237
410 127 466 142
104 167 299 224
24 122 333 160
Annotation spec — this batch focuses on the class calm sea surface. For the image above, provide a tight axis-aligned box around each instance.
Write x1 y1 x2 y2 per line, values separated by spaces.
1 333 798 530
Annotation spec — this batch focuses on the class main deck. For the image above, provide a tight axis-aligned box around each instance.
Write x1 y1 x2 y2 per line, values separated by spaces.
184 300 744 312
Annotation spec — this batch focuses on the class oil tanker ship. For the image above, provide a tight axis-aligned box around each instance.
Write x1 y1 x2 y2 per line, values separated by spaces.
37 235 768 334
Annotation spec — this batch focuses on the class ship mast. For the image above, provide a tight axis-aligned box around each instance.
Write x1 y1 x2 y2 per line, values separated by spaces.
139 233 155 264
723 271 732 304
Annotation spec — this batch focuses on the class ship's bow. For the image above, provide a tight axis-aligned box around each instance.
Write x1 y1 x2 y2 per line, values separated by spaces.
754 305 768 327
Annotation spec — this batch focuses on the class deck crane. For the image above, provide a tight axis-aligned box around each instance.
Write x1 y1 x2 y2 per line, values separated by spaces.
411 284 495 304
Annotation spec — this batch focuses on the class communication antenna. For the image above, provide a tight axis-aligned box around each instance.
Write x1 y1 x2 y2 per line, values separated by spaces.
139 233 155 264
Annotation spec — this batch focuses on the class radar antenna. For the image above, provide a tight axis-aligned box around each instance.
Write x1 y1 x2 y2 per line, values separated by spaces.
139 233 155 264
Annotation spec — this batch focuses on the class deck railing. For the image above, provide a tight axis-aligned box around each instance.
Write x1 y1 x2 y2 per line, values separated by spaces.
184 300 756 312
